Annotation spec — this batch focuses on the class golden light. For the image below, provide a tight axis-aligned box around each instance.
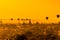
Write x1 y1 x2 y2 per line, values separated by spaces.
0 0 60 23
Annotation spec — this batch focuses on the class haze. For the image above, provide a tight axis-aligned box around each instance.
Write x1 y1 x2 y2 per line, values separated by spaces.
0 0 60 23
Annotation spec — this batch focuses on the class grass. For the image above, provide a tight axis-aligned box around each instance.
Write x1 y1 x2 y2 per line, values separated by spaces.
0 23 60 40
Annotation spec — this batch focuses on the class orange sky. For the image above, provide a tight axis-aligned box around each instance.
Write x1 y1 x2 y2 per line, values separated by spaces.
0 0 60 23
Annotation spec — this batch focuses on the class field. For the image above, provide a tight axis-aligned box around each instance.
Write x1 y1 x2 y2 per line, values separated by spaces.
0 23 60 40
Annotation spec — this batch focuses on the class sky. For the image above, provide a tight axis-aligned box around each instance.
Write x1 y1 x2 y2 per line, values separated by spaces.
0 0 60 23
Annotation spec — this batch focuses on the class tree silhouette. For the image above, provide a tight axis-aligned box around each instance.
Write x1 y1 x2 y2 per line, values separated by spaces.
35 21 40 25
26 19 29 21
57 15 60 18
21 19 26 24
46 17 49 20
36 21 39 24
11 18 13 21
17 18 20 21
21 19 24 21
